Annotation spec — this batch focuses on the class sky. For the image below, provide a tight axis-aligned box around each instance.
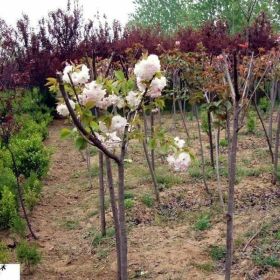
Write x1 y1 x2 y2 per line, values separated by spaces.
0 0 135 27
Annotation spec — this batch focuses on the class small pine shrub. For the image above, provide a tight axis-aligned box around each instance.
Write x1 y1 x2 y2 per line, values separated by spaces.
141 194 154 208
16 241 41 268
124 192 134 200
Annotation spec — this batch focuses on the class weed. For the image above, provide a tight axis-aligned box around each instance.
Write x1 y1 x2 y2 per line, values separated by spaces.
194 214 211 231
141 194 154 208
209 245 226 261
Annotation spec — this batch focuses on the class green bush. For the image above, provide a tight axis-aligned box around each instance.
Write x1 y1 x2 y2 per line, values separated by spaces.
141 194 154 208
10 135 50 178
246 111 256 134
23 173 42 211
259 96 270 113
16 241 41 268
200 110 209 134
194 214 211 231
10 215 27 238
219 139 228 147
0 242 9 263
0 186 17 230
124 198 134 209
209 245 226 261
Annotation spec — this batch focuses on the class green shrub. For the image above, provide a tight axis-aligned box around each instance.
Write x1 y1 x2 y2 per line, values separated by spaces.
219 139 228 147
194 214 211 231
200 110 209 134
209 245 226 261
10 215 27 237
0 186 17 230
0 242 9 263
10 135 50 178
141 194 154 208
246 111 256 134
124 198 134 209
259 96 270 113
17 117 49 140
23 173 42 211
124 192 134 200
252 250 280 268
16 241 41 268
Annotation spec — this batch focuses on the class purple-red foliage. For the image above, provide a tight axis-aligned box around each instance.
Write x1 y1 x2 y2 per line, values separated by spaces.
0 3 278 94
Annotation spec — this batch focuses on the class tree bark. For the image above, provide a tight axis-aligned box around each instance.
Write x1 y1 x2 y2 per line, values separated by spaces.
105 157 121 280
272 108 280 185
194 106 212 197
207 110 215 169
225 106 239 280
98 152 106 236
117 161 128 280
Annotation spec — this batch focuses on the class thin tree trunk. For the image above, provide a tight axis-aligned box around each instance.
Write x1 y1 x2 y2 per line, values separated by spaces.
225 106 239 280
253 98 274 163
178 98 190 138
86 145 93 189
215 128 225 213
207 110 215 169
142 114 160 202
194 106 212 197
272 108 280 184
150 111 155 171
98 152 106 236
105 157 121 280
117 161 128 280
7 146 37 240
172 94 177 131
268 80 276 144
142 138 160 203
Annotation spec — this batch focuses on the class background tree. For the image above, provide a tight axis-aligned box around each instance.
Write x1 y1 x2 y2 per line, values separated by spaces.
129 0 189 34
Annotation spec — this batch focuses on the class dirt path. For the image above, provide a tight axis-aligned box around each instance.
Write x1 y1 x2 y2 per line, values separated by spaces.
27 120 102 280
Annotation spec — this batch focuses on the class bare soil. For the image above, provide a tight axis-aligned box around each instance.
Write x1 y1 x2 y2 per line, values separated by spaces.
2 115 280 280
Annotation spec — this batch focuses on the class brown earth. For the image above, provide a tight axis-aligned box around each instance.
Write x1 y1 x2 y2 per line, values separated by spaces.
2 115 280 280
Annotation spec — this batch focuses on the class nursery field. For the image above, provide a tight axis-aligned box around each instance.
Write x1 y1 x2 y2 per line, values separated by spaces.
1 112 278 280
1 1 280 280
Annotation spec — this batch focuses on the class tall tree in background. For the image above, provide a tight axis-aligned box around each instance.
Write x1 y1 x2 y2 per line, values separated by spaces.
129 0 280 34
129 0 189 34
187 0 280 34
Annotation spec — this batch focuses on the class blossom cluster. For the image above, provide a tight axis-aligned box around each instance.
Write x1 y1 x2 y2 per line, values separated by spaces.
134 54 167 98
167 137 191 172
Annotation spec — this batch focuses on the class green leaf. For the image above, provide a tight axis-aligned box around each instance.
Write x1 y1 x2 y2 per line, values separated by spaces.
75 136 87 150
60 128 71 139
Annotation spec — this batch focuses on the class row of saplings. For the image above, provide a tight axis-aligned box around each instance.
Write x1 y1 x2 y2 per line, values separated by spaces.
47 49 280 280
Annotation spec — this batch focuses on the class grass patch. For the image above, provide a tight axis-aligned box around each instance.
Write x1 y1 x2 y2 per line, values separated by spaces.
124 198 134 209
194 262 215 272
209 245 226 261
89 227 115 247
62 220 79 230
141 193 154 208
194 214 211 231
